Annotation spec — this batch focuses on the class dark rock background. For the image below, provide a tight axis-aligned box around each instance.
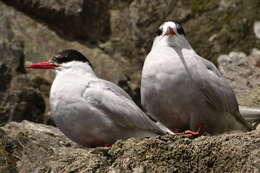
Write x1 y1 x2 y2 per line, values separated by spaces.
0 39 45 126
0 0 259 172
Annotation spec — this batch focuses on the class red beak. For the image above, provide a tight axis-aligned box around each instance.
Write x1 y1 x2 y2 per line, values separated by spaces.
26 61 58 69
164 27 175 36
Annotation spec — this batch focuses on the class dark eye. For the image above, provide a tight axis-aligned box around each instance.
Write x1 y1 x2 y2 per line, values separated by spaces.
155 28 163 36
50 57 59 64
176 23 185 35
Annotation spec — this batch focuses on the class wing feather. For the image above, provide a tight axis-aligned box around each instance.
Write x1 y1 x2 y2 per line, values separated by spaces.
193 56 251 129
82 80 165 135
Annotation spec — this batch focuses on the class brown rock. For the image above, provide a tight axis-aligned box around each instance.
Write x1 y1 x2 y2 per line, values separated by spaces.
218 49 260 107
0 0 110 42
0 38 45 125
0 120 260 172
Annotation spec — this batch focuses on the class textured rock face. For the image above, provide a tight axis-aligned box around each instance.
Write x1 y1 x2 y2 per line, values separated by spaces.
254 21 260 39
1 0 260 71
218 49 260 107
0 39 45 125
0 120 259 173
1 0 111 42
0 1 131 83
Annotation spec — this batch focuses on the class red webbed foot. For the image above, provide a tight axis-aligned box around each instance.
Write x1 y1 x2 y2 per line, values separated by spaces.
184 124 204 136
184 130 200 135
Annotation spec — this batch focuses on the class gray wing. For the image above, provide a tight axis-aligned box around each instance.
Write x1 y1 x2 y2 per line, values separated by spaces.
195 56 238 112
194 56 251 129
200 58 222 77
82 80 165 135
193 57 238 113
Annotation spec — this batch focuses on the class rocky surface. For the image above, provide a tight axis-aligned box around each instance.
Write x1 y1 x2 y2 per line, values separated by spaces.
2 0 260 61
218 49 260 107
254 21 260 39
0 39 45 126
0 120 259 173
0 0 110 42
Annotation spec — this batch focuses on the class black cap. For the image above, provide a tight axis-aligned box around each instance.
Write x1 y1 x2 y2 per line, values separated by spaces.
50 49 93 67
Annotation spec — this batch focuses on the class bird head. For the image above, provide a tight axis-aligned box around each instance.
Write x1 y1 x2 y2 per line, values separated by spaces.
26 49 93 72
152 21 188 48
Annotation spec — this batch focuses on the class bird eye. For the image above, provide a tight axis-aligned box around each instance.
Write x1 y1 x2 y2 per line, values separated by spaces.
176 23 185 36
155 28 163 36
50 57 57 64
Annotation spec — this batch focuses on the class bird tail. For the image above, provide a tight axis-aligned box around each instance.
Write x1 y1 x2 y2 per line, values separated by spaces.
239 106 260 121
156 121 174 135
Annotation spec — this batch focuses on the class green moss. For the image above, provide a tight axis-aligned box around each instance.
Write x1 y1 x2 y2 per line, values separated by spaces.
0 145 12 170
0 135 17 173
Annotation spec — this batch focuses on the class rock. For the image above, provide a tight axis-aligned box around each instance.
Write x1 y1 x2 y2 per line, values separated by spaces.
0 1 133 84
108 0 260 63
0 38 45 125
257 124 260 131
0 120 259 172
218 49 260 107
0 39 25 92
0 0 110 42
2 0 260 62
0 129 17 173
254 21 260 39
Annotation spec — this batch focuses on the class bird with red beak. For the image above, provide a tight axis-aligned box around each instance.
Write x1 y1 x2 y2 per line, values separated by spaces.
27 61 58 69
141 21 252 135
27 49 171 147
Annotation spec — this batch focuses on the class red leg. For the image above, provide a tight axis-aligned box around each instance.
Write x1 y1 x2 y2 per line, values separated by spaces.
184 130 200 135
104 144 112 147
184 123 204 136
